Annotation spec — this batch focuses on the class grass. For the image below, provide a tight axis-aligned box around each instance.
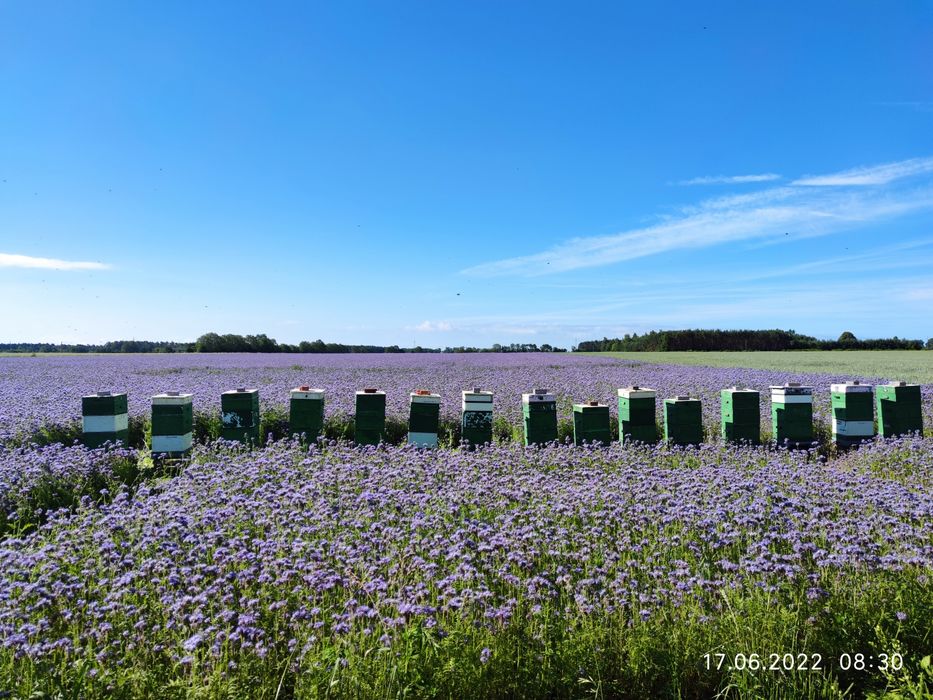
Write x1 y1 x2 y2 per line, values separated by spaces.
589 351 933 384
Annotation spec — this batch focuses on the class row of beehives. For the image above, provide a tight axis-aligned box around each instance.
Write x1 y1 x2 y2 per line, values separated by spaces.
78 380 923 454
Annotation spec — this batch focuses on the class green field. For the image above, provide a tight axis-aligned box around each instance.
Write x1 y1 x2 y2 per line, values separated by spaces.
591 350 933 384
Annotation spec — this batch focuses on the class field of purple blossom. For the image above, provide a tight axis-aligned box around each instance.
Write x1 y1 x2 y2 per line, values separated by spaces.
1 354 931 697
1 353 931 445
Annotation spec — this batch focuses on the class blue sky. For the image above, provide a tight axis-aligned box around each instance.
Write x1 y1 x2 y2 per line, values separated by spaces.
2 1 932 347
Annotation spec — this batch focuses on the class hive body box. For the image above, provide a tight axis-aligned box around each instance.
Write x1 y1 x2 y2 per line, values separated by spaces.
82 392 129 448
151 392 193 455
408 391 440 447
221 389 260 444
831 382 874 448
522 389 558 446
617 387 658 444
876 381 923 438
664 396 703 446
721 388 760 445
289 387 325 442
461 389 493 447
572 402 611 446
355 389 386 446
770 384 813 448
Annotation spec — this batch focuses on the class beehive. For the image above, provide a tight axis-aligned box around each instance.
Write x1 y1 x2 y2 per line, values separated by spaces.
461 388 493 447
572 401 611 446
408 390 440 447
289 386 325 442
770 383 813 448
355 388 386 446
82 392 129 448
522 389 557 446
831 381 874 448
221 388 260 444
663 396 703 446
151 392 193 456
721 387 760 445
876 381 923 438
617 386 658 444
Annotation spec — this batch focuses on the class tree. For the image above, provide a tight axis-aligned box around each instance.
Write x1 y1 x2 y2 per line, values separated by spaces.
926 338 933 350
838 331 857 343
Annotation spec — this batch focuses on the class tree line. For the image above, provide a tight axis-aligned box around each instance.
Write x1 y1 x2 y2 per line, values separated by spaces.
0 334 568 354
574 329 932 352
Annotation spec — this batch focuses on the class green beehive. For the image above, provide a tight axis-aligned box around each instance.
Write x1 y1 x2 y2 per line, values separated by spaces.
221 388 260 444
408 390 441 447
664 396 703 446
876 381 923 438
831 381 874 448
289 386 325 442
151 392 193 456
461 388 493 448
770 383 813 448
617 386 658 444
721 387 760 445
572 401 611 446
355 388 386 446
522 389 558 446
82 392 129 448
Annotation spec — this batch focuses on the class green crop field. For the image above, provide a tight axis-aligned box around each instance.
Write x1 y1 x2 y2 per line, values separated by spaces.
591 350 933 384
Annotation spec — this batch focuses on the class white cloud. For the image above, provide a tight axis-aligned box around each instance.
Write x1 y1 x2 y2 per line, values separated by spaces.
462 156 933 277
677 173 781 185
411 320 453 332
792 156 933 186
0 253 111 270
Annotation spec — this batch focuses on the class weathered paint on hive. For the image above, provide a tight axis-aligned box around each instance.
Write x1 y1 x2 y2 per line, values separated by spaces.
221 389 260 444
461 389 493 447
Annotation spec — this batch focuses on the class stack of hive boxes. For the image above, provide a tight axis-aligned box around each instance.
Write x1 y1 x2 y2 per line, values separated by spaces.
461 388 493 447
408 390 441 447
876 381 923 437
151 392 193 456
82 392 129 448
522 389 557 446
572 401 611 446
663 396 703 446
831 381 874 448
617 386 657 444
221 388 260 444
721 387 760 445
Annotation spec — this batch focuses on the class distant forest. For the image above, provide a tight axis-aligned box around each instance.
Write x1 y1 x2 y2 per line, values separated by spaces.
574 329 932 352
0 333 567 354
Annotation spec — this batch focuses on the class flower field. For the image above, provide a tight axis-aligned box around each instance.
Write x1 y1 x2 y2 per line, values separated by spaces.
1 354 932 698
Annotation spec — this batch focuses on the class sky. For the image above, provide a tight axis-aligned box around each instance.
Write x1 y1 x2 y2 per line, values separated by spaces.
1 1 932 348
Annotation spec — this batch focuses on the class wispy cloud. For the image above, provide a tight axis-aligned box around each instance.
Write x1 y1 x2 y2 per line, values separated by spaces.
792 156 933 186
411 320 453 332
463 157 933 277
0 253 111 271
677 173 781 185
